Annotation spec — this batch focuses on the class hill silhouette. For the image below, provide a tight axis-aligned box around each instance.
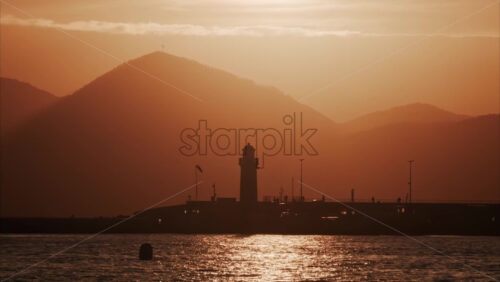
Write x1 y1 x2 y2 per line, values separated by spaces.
341 103 470 134
1 77 59 136
2 52 499 217
1 52 336 217
335 114 499 203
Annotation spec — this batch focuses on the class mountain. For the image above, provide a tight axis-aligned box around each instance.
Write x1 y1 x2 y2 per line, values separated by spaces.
335 114 500 203
0 77 59 136
1 52 337 217
2 52 498 217
341 103 470 134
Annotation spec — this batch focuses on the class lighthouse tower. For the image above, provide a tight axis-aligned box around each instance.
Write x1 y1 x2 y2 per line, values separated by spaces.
239 144 258 206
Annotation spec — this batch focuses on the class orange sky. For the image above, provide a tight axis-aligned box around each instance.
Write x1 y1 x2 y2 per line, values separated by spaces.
1 0 498 121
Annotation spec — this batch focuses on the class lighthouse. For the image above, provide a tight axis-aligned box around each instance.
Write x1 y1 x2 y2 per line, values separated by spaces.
239 144 258 206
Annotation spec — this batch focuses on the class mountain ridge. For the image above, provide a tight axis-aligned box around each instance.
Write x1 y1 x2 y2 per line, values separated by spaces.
2 53 498 217
0 77 59 136
341 102 470 134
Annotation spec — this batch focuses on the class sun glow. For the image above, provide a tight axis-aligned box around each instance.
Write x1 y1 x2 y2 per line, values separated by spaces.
233 0 306 5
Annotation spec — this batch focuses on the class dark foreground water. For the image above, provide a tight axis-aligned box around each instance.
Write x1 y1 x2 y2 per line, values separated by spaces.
1 234 499 281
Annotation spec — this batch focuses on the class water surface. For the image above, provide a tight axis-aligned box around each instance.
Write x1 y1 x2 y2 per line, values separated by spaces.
1 234 499 281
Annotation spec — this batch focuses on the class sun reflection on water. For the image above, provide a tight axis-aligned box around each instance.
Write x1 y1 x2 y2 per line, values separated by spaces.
1 234 499 280
220 235 342 280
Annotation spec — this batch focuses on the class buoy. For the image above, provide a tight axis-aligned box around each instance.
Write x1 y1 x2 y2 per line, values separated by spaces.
139 243 153 260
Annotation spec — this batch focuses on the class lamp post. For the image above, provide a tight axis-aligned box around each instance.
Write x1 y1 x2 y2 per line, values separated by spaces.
408 160 414 204
299 159 304 202
195 165 203 201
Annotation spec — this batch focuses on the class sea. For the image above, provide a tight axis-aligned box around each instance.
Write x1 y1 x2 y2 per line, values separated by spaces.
1 234 499 281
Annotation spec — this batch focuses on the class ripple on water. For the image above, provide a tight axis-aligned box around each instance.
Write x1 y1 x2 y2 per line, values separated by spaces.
0 234 499 281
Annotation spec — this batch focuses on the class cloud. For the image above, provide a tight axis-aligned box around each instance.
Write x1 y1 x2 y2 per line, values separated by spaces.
0 15 361 37
1 15 498 38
